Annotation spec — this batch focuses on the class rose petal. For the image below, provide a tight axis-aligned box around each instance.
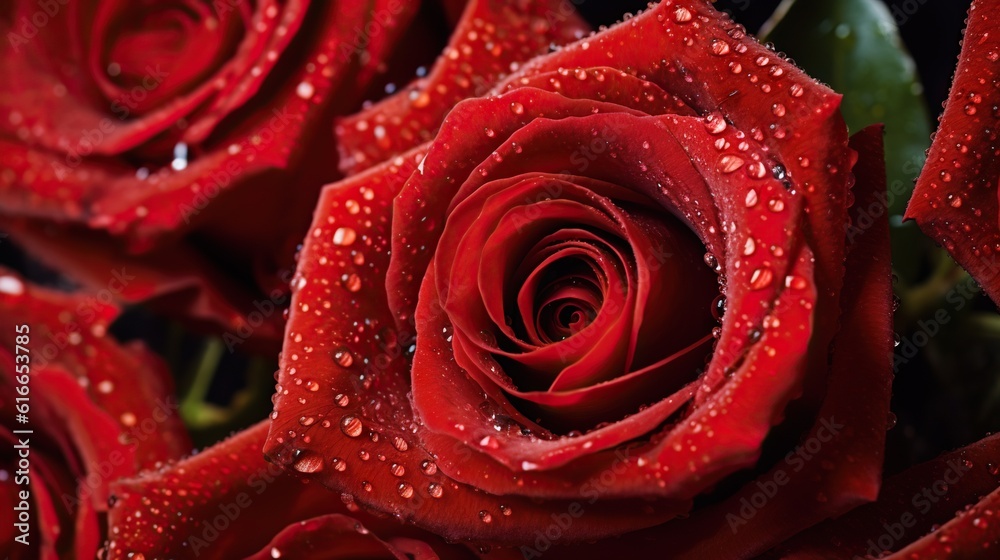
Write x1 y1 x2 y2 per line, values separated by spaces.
905 0 1000 304
0 270 190 467
4 219 285 348
335 0 590 175
769 433 1000 559
245 514 447 560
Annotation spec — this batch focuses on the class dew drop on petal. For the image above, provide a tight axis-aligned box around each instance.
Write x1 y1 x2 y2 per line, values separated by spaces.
710 39 730 56
341 416 364 438
719 155 745 173
292 451 324 473
750 267 774 290
296 81 315 99
333 227 357 246
334 348 354 367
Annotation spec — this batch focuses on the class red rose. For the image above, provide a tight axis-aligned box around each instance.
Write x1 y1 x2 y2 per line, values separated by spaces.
0 0 424 339
907 0 1000 304
263 0 895 554
1 0 418 241
0 271 190 559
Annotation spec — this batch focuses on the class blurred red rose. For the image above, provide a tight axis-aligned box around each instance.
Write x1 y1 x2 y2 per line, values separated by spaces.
0 0 427 343
0 270 190 559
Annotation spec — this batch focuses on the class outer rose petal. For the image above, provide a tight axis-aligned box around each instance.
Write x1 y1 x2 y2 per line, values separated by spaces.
245 514 468 560
906 0 1000 304
107 422 478 560
336 0 590 175
767 433 1000 559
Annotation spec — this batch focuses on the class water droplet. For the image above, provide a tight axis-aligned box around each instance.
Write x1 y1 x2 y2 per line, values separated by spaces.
767 199 785 212
397 482 414 498
750 268 774 290
0 276 25 295
745 189 759 207
784 275 808 290
772 103 786 117
704 112 727 134
392 437 409 452
719 155 745 173
390 463 405 477
341 416 364 438
704 252 721 273
510 102 524 115
479 510 494 523
292 451 324 473
296 81 315 99
746 161 767 179
743 237 756 256
334 348 354 367
421 460 438 475
343 274 362 292
171 142 189 171
673 7 693 22
428 482 444 498
710 39 730 56
333 227 357 246
299 416 316 426
712 295 727 321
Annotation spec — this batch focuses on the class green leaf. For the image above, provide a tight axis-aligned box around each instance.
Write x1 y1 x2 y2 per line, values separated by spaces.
761 0 933 282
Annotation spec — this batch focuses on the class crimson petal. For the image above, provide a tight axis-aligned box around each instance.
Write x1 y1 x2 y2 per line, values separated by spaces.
906 0 1000 304
335 0 590 175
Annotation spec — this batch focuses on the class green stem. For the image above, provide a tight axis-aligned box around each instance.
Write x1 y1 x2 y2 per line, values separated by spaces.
179 338 225 427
